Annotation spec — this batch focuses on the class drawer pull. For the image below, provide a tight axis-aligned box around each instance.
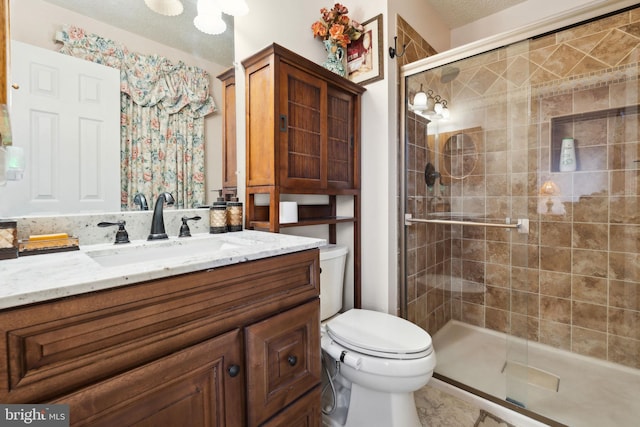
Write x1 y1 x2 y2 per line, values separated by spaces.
227 364 240 377
287 355 298 366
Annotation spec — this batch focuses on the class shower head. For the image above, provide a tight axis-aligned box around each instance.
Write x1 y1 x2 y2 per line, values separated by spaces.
440 65 460 83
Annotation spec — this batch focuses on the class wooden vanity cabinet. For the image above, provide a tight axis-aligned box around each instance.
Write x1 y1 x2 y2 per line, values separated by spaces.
0 249 321 426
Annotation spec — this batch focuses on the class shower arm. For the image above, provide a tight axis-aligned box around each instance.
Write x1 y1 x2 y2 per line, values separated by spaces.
404 214 529 234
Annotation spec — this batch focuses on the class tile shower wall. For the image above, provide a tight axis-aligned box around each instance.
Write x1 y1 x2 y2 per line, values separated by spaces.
398 15 453 333
405 7 640 369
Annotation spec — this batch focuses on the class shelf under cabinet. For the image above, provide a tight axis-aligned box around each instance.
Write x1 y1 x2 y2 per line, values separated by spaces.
250 216 356 230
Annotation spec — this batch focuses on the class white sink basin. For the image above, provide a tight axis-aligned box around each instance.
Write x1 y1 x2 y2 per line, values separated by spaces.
85 234 259 268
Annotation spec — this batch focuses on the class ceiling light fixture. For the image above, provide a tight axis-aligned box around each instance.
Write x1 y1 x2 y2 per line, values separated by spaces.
194 0 227 35
408 87 450 121
144 0 184 16
145 0 249 35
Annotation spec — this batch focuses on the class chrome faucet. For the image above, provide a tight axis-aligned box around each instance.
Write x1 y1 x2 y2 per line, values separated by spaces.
148 192 175 240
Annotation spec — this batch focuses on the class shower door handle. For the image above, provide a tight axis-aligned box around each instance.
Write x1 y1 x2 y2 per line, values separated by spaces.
404 213 529 234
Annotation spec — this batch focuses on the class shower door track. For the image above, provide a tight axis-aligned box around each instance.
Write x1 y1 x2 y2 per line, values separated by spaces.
404 214 529 234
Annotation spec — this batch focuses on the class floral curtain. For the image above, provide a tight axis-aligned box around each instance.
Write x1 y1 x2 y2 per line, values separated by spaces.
55 25 215 209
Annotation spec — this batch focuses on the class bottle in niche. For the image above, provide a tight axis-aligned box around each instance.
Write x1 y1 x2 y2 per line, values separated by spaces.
209 190 227 234
559 138 576 172
226 192 243 232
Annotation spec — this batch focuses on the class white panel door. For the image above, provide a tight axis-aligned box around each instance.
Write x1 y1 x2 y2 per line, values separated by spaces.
2 40 120 216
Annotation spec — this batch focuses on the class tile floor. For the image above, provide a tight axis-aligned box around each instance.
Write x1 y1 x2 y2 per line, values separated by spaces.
415 379 543 427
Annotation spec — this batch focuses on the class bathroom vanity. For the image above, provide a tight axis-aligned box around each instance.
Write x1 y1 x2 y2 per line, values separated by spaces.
0 231 323 426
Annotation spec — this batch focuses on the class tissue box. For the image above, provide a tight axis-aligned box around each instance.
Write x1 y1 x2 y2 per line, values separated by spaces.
279 202 298 224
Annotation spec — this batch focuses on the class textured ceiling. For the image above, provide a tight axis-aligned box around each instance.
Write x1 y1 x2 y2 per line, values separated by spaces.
425 0 527 29
37 1 525 65
40 0 234 66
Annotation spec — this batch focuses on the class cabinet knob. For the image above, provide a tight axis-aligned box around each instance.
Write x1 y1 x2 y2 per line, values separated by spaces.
227 364 240 377
287 355 297 366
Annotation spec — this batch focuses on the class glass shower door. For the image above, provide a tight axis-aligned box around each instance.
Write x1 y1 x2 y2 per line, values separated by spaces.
402 36 534 411
402 5 640 426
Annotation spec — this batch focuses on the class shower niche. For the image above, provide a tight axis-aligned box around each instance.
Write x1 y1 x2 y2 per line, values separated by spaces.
550 104 640 172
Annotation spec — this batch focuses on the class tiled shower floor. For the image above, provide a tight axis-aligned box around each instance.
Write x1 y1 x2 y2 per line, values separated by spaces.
431 321 640 427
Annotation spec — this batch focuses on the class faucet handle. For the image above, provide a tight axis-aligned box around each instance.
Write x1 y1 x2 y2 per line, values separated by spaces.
98 221 131 244
179 216 202 237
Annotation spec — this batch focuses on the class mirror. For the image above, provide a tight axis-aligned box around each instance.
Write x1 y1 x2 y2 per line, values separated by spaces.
441 132 478 179
2 0 233 216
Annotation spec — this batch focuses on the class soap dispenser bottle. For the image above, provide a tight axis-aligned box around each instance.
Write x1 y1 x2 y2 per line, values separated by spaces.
209 190 227 234
226 191 243 232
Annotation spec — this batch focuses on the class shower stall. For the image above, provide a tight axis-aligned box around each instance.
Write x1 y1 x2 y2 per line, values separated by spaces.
400 3 640 426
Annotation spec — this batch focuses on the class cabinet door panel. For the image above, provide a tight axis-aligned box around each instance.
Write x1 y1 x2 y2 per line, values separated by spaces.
51 330 244 427
219 70 237 190
327 86 354 189
245 300 321 426
261 386 322 427
247 62 276 187
280 63 326 189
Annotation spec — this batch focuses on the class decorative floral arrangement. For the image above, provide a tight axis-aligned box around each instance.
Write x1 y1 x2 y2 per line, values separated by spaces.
311 3 364 48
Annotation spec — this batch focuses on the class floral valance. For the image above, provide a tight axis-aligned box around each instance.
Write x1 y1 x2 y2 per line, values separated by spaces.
55 25 216 118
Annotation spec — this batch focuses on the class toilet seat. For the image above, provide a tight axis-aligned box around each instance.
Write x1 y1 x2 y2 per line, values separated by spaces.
325 309 433 360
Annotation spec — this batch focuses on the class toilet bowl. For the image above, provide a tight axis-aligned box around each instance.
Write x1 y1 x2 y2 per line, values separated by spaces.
319 245 436 427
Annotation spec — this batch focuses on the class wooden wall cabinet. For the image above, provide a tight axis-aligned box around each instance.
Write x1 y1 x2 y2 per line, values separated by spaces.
243 43 364 198
242 43 364 307
0 250 321 427
217 67 237 198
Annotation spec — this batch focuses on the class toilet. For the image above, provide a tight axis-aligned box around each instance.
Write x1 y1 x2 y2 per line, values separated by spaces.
319 244 436 427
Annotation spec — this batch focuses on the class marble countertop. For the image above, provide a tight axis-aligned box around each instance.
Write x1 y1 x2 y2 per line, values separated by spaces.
0 230 325 310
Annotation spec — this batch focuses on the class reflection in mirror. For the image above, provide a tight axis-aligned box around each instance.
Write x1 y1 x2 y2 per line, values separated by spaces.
2 0 232 217
442 132 478 179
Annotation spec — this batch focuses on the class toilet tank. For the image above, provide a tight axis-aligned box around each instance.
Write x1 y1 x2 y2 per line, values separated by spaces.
319 244 348 321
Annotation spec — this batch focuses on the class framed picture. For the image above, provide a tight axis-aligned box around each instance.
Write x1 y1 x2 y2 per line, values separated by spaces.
347 14 383 86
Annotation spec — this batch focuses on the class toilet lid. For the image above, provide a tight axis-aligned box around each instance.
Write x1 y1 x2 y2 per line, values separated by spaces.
326 309 433 360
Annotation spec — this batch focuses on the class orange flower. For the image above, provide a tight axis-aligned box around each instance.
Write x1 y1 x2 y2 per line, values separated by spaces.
333 3 348 14
311 21 328 38
311 3 362 48
329 24 345 40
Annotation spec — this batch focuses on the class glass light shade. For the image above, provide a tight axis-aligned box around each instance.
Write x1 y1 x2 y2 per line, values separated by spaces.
194 14 227 34
424 94 436 116
144 0 184 16
434 101 443 114
540 180 559 196
195 0 227 35
219 0 249 16
413 91 428 108
441 107 450 120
